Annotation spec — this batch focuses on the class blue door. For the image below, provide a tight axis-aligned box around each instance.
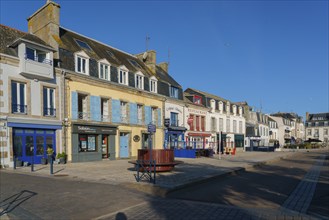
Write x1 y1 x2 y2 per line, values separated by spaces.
119 133 129 158
13 129 56 164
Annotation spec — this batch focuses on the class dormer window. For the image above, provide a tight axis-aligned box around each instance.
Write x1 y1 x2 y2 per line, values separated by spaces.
149 76 157 93
75 51 89 75
170 86 179 99
233 105 237 115
98 59 110 81
193 95 202 105
135 71 144 90
118 65 128 85
239 107 243 116
219 101 223 113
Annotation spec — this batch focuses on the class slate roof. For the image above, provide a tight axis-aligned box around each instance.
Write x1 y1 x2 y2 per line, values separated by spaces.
307 113 329 122
59 27 182 88
185 88 227 103
0 24 53 57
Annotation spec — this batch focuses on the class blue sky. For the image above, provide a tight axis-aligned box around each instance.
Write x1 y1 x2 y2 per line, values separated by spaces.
1 0 328 119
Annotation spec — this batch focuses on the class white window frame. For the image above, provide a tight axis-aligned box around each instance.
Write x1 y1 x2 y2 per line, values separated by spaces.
170 86 179 99
98 59 110 81
135 71 144 90
43 87 56 116
11 81 27 114
75 51 90 75
149 76 158 93
120 101 128 123
118 65 129 85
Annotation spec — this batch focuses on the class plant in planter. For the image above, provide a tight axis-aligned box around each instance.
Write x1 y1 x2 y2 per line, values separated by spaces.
56 152 67 164
47 147 54 162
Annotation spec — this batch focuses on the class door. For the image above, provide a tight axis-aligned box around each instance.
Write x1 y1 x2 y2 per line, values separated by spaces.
119 133 129 158
102 135 108 158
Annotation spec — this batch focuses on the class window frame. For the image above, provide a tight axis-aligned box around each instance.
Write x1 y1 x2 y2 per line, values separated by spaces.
11 81 27 114
75 51 90 75
135 71 144 90
170 86 179 99
149 76 158 93
43 87 56 117
98 60 110 81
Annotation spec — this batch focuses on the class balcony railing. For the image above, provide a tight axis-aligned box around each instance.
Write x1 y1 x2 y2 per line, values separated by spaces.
121 116 128 124
12 104 27 114
78 112 90 120
43 108 56 117
170 120 179 127
25 54 52 65
137 119 144 125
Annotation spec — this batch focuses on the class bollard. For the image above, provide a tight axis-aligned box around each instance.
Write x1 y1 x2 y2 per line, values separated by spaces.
31 155 34 172
50 156 53 175
13 155 16 170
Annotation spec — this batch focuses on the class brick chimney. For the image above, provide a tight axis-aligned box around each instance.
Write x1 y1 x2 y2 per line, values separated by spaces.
136 50 156 74
306 112 309 121
27 0 60 58
158 62 168 73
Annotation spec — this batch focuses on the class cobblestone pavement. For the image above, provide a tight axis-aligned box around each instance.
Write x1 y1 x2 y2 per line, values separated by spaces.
95 199 317 220
281 154 326 213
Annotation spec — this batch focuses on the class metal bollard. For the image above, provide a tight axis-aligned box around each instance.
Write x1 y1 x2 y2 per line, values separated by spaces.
50 156 53 175
31 155 34 172
13 155 16 170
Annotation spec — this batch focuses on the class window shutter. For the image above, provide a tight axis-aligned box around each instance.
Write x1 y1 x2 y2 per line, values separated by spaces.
90 96 101 121
129 103 137 124
112 99 121 123
43 88 47 114
71 91 78 120
157 108 162 127
144 106 152 125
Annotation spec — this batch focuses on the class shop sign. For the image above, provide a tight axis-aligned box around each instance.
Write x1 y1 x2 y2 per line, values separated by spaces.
188 108 207 115
73 125 116 134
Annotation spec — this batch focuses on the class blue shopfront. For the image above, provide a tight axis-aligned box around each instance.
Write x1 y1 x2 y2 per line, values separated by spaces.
9 122 61 164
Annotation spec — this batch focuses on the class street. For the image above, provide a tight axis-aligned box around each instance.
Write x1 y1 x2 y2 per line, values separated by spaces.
0 150 328 220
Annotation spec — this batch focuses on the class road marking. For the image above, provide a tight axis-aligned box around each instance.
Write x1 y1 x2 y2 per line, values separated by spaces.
281 155 326 213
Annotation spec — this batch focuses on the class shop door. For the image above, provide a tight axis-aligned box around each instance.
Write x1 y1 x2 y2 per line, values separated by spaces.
102 135 108 158
119 133 129 158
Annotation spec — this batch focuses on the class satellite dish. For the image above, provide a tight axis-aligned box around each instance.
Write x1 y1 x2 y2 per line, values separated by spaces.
142 52 148 61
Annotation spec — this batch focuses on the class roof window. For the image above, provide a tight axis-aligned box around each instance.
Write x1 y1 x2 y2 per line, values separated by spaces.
75 39 92 51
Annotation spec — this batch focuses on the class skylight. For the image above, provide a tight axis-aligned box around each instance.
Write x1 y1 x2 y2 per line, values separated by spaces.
75 39 92 51
128 59 142 69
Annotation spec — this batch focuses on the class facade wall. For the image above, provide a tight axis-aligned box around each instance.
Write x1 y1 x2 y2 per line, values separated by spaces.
66 76 164 161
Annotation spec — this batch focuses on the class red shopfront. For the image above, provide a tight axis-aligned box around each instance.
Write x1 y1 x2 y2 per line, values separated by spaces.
185 132 211 149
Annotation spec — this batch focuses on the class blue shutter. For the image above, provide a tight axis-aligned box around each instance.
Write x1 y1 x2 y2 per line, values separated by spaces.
144 106 151 125
90 96 101 121
129 103 137 124
112 99 121 123
157 108 162 127
71 91 78 120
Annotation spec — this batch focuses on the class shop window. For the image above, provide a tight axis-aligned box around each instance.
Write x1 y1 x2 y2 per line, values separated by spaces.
79 134 97 152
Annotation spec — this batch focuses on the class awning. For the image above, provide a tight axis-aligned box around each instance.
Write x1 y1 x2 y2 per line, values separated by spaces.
187 132 212 137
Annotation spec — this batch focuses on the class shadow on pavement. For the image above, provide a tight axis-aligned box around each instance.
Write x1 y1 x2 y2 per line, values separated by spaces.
0 190 37 216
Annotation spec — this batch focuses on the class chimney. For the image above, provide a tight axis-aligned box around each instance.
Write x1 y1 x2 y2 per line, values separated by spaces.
136 50 156 74
306 112 309 121
27 0 60 58
158 62 168 73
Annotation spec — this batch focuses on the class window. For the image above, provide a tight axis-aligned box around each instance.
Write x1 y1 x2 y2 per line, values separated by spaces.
128 59 142 69
101 98 109 122
75 39 92 51
170 112 178 127
137 104 143 125
78 94 88 120
233 120 237 133
118 68 128 85
219 118 224 132
75 54 89 75
150 79 157 93
239 121 242 134
211 117 217 132
43 87 55 116
201 116 205 131
135 72 144 89
193 95 202 105
151 107 157 124
324 129 328 136
189 114 195 130
79 134 97 152
196 116 200 131
170 86 179 98
307 129 312 136
26 47 51 65
120 101 128 123
314 129 319 137
226 119 230 132
99 63 110 80
11 81 27 114
219 102 223 113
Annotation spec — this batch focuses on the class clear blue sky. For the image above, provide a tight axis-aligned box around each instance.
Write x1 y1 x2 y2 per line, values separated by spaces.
1 0 328 119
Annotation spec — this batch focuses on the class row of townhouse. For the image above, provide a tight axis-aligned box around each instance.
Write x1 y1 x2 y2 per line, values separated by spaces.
0 0 315 167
